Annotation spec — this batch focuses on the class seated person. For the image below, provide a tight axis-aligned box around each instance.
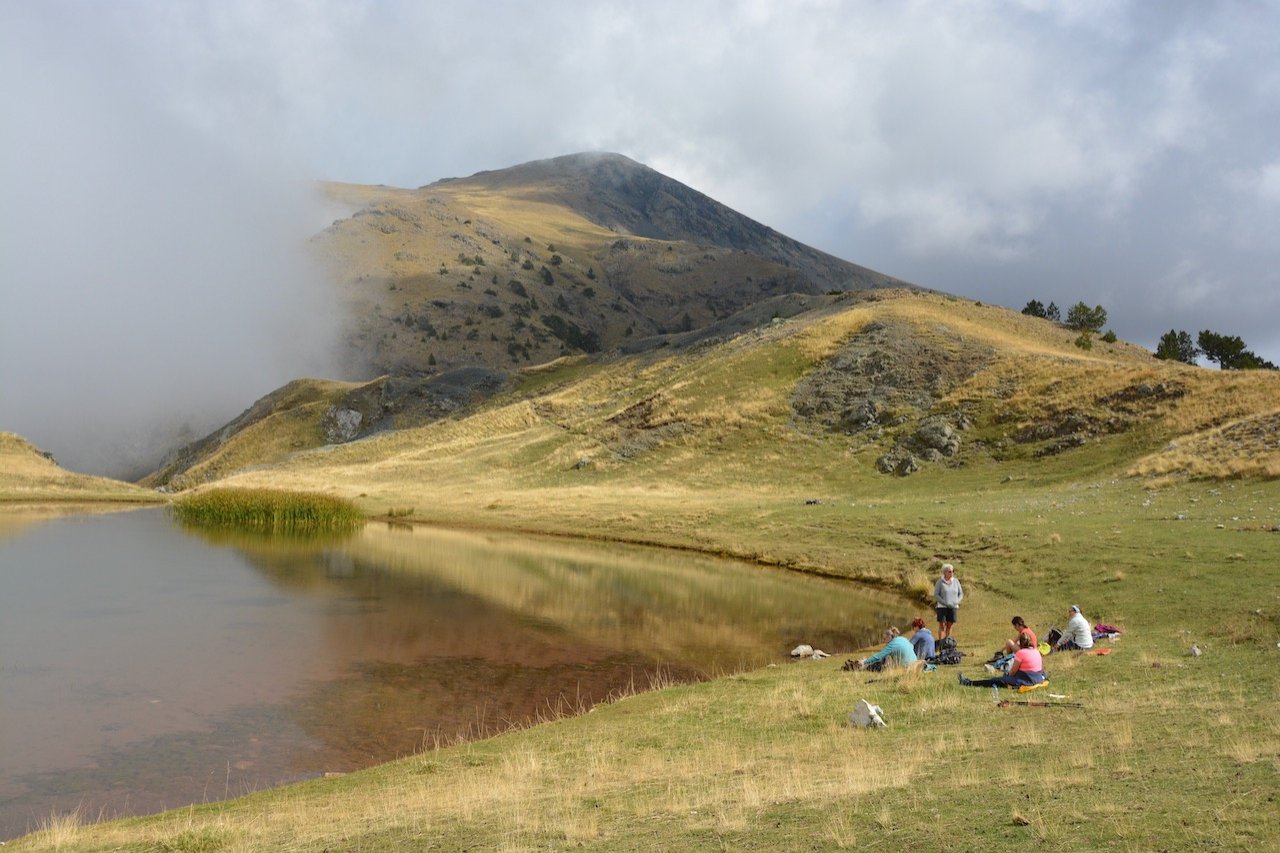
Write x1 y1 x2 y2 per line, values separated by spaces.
855 627 918 672
909 617 935 660
1004 616 1037 652
989 616 1038 672
1053 604 1094 651
959 633 1046 688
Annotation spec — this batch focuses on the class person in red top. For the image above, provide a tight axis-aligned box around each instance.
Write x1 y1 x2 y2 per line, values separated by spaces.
959 633 1046 688
986 616 1039 673
1003 616 1037 653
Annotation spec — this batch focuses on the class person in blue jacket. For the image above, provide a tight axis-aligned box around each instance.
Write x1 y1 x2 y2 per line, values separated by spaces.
857 627 918 672
909 617 935 660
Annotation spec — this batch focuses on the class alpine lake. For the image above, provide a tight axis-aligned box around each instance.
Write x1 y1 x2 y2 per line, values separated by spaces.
0 507 908 840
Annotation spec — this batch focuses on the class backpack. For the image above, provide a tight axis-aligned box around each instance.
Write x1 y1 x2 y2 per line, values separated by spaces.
927 637 964 666
929 648 964 666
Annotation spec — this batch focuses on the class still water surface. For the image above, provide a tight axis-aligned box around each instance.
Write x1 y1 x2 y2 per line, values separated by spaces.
0 508 907 839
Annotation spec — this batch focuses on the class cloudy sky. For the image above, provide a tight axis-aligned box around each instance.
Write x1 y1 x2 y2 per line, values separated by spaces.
3 0 1278 475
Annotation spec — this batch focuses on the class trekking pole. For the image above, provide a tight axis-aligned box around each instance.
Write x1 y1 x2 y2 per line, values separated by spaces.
996 699 1084 709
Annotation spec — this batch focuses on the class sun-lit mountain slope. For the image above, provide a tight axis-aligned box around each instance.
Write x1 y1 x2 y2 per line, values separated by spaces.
315 153 910 381
204 290 1280 515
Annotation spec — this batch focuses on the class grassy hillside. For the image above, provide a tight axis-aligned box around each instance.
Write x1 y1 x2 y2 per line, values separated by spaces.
0 433 163 505
197 290 1276 568
141 378 374 490
10 290 1279 850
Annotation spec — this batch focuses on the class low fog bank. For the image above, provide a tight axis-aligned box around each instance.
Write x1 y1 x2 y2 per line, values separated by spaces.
0 9 351 479
0 168 352 479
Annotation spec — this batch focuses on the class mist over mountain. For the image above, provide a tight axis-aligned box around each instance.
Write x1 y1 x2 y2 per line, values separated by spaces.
0 138 356 479
143 152 911 487
0 82 351 478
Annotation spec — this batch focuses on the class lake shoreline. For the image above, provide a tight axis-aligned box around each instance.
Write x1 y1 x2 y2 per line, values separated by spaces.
2 506 909 845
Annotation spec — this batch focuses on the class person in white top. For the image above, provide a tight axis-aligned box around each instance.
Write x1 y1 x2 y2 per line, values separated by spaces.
934 563 964 641
1054 604 1094 651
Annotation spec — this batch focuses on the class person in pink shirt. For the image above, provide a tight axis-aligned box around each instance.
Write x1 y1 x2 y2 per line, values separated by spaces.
958 632 1046 689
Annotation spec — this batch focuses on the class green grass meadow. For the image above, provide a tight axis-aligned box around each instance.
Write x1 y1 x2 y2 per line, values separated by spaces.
10 295 1279 850
17 476 1278 852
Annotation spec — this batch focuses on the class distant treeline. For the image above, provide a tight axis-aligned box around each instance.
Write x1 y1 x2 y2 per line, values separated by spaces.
1021 299 1276 370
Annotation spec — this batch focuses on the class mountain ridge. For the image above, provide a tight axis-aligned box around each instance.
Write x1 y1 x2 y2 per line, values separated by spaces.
431 152 900 293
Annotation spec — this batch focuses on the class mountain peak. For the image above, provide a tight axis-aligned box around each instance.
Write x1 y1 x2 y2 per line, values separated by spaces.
438 153 901 293
440 151 650 187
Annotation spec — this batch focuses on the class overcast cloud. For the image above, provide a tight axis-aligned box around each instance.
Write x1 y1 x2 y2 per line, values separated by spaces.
3 0 1278 475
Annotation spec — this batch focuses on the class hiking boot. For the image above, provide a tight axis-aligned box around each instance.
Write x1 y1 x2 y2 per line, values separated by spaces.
957 672 972 686
983 663 998 675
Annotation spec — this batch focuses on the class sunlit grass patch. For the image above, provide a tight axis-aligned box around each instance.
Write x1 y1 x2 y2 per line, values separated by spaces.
29 808 82 850
172 487 363 534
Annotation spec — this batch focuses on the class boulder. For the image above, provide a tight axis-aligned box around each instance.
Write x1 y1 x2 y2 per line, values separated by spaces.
849 698 887 728
837 400 878 433
321 407 363 443
876 453 920 476
915 417 960 456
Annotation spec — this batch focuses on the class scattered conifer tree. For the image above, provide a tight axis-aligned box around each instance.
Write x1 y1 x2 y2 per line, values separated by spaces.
1066 302 1108 333
1197 330 1278 370
1155 330 1199 364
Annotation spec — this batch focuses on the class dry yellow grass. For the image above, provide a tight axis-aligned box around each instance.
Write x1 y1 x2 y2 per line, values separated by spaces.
58 667 937 851
186 290 1280 548
0 433 161 504
1128 407 1280 479
99 285 1275 526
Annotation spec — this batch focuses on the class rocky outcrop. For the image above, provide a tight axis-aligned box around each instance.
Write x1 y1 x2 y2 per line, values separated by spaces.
321 407 363 443
914 417 961 457
1007 381 1189 459
791 322 991 437
792 321 988 475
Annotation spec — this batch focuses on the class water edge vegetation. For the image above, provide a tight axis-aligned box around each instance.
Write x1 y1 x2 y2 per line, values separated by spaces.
170 488 364 535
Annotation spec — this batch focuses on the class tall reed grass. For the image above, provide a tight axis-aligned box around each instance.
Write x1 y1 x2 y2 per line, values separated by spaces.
172 488 363 534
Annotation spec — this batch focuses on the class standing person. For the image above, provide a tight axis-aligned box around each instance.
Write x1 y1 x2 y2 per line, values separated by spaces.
909 617 935 660
1054 604 1094 651
959 632 1046 688
934 563 964 641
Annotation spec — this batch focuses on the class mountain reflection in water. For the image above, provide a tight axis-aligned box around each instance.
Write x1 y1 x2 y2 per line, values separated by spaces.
0 510 907 840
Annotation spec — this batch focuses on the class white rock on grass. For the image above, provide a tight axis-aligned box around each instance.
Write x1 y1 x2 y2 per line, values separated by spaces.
849 699 886 728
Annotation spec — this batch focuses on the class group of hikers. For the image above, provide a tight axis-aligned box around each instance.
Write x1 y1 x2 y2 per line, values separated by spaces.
844 562 1103 690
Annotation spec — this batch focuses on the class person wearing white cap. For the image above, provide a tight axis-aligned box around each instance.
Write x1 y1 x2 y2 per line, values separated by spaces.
1054 604 1094 651
934 563 963 641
